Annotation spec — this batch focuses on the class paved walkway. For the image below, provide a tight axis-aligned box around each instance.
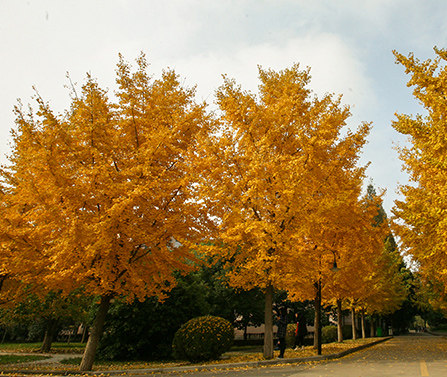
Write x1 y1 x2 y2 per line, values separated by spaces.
150 334 447 377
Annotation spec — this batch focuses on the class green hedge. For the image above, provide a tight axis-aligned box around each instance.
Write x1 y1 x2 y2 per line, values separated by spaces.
322 325 337 343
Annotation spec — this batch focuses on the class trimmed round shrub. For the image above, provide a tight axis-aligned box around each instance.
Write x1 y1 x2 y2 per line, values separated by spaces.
172 315 234 362
322 325 338 343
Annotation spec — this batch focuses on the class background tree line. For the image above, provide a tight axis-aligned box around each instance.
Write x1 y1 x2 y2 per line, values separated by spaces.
1 252 444 362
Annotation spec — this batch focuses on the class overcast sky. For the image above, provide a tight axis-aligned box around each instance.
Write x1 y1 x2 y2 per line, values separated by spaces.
1 0 446 213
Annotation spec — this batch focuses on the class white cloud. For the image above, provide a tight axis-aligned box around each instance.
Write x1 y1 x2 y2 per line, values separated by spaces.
1 0 444 214
169 33 375 116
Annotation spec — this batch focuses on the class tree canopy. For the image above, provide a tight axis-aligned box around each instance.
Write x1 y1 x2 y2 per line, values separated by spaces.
0 54 412 367
392 48 447 302
196 64 381 357
0 53 212 370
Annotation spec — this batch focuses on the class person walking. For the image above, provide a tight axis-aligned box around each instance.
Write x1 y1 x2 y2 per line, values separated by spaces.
293 313 307 349
276 307 288 358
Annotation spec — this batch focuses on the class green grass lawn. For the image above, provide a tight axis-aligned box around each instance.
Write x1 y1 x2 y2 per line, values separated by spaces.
0 342 85 353
0 354 50 365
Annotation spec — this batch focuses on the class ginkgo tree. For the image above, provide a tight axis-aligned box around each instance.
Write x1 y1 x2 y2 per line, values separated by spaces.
315 185 407 342
197 64 372 358
0 54 212 371
392 48 447 301
283 171 382 350
355 192 407 335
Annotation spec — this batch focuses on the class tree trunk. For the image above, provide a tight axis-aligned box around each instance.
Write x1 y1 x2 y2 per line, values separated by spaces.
337 299 343 343
79 295 111 371
351 307 357 340
263 285 274 359
243 324 248 341
81 323 88 343
370 317 375 337
40 318 58 353
313 280 322 355
361 309 366 339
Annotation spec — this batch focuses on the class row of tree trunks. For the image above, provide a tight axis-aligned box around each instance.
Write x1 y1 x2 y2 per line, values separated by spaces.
338 302 379 342
347 307 380 340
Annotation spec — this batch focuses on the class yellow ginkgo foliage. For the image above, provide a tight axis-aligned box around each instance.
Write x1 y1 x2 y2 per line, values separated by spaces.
197 64 371 358
392 48 447 297
282 168 384 350
312 187 407 341
0 54 212 371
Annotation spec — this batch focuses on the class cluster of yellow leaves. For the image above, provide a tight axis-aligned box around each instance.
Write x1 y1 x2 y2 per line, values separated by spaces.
0 55 407 326
0 53 212 302
195 64 404 316
392 48 447 299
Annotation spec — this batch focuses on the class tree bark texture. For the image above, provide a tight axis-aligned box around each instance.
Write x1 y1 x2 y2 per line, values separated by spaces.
351 307 357 340
79 295 111 371
81 323 88 343
313 280 322 355
40 319 59 353
337 299 343 343
361 309 366 338
263 285 274 359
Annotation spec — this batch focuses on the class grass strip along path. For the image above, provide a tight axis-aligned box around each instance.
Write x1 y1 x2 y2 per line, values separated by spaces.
0 338 391 375
0 342 85 354
0 354 50 365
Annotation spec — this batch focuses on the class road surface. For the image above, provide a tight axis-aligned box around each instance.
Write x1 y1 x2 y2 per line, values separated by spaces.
144 333 447 377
